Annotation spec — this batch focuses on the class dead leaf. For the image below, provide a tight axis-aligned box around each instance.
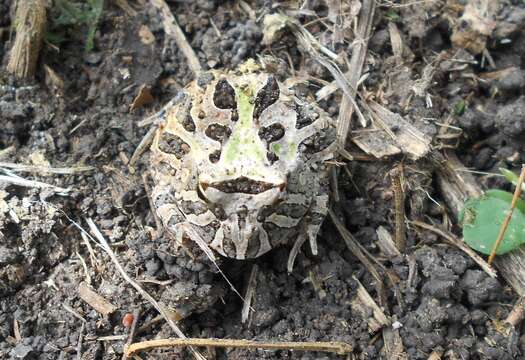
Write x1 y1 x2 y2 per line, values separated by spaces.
451 0 498 54
130 84 154 110
44 64 64 94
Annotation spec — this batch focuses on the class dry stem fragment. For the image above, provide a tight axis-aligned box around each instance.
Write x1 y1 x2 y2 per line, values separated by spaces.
336 0 376 142
488 165 525 265
78 282 117 316
125 338 353 356
7 0 47 79
391 166 406 252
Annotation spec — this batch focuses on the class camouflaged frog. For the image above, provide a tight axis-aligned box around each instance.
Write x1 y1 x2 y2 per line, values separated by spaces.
149 62 336 266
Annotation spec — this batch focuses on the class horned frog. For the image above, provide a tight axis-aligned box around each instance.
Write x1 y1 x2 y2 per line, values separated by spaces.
150 61 336 267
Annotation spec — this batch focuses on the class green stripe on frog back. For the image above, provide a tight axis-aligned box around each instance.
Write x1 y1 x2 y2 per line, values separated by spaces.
223 87 266 165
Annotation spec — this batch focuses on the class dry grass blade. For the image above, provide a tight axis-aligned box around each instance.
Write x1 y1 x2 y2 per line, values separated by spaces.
506 296 525 328
0 162 94 175
390 166 406 252
129 126 157 167
7 0 46 78
328 208 386 305
78 282 117 316
0 174 70 194
337 0 376 142
488 165 525 265
264 13 367 146
150 0 202 75
241 264 258 324
125 338 353 356
84 219 206 360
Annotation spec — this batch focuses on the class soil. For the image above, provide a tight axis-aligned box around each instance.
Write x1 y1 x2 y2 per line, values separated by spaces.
1 0 525 359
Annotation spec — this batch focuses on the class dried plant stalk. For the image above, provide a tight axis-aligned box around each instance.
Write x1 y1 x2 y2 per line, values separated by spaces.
7 0 47 79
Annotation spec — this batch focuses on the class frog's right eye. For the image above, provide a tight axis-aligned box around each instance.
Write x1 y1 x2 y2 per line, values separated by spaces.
258 123 285 143
253 75 279 119
205 123 232 143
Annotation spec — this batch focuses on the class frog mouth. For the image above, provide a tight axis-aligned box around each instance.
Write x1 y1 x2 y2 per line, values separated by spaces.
200 176 285 195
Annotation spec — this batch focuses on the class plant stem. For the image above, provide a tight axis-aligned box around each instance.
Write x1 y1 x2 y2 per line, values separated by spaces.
488 165 525 264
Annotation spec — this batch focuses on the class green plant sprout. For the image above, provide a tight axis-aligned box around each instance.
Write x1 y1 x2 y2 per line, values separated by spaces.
460 169 525 256
460 190 525 255
47 0 104 52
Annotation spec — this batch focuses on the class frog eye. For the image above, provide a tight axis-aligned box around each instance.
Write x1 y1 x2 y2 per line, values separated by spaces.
205 123 232 143
213 79 236 109
258 123 285 143
253 75 279 119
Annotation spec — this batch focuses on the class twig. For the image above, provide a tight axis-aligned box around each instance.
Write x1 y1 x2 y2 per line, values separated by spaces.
78 282 117 316
488 165 525 264
353 276 389 328
150 0 202 75
125 338 353 356
142 173 163 233
122 309 141 360
84 218 206 360
75 322 85 360
129 126 156 166
410 220 497 278
391 166 406 252
0 162 94 175
0 174 70 194
62 303 87 323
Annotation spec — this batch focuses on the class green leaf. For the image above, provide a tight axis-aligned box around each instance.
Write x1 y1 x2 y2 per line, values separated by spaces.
85 0 104 52
454 100 466 116
385 10 400 22
460 190 525 255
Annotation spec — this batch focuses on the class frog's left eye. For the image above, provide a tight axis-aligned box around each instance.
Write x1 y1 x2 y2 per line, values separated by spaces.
213 79 236 110
253 75 279 119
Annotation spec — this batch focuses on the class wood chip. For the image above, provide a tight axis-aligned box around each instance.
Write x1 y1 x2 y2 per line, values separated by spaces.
351 276 390 333
369 102 431 159
388 22 414 64
7 0 46 78
44 65 65 95
376 226 401 258
78 282 117 316
352 130 401 158
382 326 407 360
